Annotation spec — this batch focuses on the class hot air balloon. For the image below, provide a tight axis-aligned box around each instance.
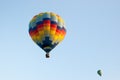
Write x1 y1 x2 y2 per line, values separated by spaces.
29 12 66 58
97 70 102 76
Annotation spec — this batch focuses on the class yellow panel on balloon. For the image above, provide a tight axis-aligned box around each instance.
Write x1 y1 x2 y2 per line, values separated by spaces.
44 25 50 36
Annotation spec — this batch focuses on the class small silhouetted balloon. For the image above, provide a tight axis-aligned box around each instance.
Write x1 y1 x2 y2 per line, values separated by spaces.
97 70 102 76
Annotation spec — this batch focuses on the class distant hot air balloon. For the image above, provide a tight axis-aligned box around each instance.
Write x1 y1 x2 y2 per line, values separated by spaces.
29 12 66 58
97 70 102 76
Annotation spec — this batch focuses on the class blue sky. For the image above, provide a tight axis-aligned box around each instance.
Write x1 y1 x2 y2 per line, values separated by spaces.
0 0 120 80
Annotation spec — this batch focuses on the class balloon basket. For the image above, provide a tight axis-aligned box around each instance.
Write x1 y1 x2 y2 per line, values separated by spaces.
46 53 50 58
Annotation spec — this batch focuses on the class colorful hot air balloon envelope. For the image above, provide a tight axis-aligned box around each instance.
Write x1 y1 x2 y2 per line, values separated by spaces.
97 70 102 76
29 12 66 58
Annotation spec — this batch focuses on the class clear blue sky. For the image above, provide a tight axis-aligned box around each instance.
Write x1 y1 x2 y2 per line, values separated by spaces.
0 0 120 80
